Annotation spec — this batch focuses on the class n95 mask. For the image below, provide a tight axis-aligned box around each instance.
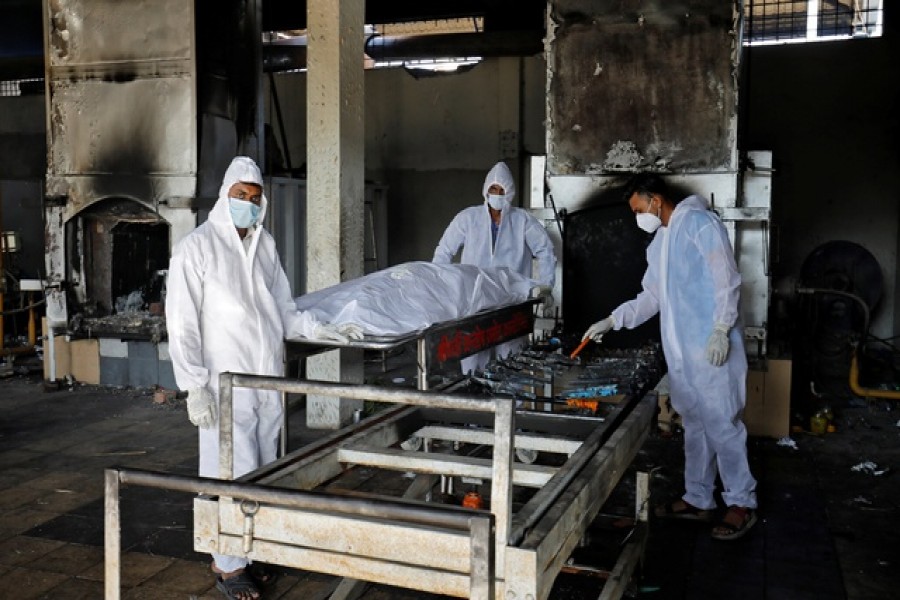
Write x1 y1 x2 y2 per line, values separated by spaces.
636 211 662 233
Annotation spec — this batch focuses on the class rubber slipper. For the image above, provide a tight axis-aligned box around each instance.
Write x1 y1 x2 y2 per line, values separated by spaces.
654 499 712 521
711 507 758 541
215 571 260 600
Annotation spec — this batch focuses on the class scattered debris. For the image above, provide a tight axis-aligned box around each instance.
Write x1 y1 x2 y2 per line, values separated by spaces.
851 461 889 476
153 388 177 405
777 437 798 450
0 361 14 379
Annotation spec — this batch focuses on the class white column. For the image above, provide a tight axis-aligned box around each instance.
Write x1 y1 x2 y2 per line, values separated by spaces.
305 0 366 429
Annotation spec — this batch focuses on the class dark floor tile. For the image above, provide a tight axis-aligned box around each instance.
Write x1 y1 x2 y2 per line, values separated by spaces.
25 513 104 547
766 559 844 595
685 578 764 600
766 585 845 600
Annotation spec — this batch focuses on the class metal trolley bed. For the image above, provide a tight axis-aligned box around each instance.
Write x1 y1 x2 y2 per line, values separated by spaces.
104 370 657 599
284 299 541 391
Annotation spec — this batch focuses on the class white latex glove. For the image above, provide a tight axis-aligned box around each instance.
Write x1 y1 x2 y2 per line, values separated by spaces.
705 324 730 366
531 285 554 309
337 323 364 340
186 387 217 429
583 316 615 342
312 322 350 344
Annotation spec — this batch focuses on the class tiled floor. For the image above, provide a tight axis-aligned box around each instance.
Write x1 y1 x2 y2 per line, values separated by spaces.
1 365 898 599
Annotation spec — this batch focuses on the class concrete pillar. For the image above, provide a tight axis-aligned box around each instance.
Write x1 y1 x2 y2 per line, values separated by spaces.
305 0 365 429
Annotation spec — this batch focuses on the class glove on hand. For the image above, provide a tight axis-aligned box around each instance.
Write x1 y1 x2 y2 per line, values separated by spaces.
186 387 217 429
337 323 364 340
531 285 555 310
583 316 615 342
705 324 730 366
312 322 350 344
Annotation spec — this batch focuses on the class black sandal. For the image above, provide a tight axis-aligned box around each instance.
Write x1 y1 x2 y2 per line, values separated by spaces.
215 571 260 600
654 499 712 521
711 506 758 541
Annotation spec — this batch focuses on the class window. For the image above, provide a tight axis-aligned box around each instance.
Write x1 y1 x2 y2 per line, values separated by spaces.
744 0 883 45
0 79 43 97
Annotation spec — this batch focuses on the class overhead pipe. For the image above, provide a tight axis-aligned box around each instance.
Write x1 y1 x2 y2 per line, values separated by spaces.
363 30 543 61
263 30 543 72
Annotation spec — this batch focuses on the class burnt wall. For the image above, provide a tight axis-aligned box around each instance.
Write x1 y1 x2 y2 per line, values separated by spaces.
548 0 738 174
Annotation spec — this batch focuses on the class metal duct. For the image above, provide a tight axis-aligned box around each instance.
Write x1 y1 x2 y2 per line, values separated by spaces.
364 30 543 60
263 30 542 72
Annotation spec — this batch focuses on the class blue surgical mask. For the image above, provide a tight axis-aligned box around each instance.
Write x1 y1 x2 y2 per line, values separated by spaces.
487 193 509 211
229 197 260 228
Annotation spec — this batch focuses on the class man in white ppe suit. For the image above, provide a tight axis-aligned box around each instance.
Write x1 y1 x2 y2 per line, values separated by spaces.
582 173 757 541
166 156 361 598
433 161 557 374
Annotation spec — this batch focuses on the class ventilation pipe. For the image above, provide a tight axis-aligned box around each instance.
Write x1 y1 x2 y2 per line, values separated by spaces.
263 30 542 72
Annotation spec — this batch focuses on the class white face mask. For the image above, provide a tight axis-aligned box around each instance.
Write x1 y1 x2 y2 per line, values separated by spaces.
487 193 509 211
635 198 662 233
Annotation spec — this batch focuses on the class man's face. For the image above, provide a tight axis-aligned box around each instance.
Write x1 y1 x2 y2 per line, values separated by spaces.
628 192 656 215
229 182 263 205
488 183 506 196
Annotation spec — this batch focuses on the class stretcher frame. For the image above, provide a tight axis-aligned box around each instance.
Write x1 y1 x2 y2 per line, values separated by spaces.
284 298 541 391
104 370 655 599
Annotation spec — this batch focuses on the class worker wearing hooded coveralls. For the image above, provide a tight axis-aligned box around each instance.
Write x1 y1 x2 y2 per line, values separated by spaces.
166 157 356 582
433 161 557 374
583 174 757 538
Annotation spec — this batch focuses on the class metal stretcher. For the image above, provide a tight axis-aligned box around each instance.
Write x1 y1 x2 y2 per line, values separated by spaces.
104 369 657 599
284 298 542 391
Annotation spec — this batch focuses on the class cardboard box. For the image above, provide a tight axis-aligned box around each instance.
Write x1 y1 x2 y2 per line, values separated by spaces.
70 339 100 384
42 318 70 381
743 359 791 439
41 318 101 384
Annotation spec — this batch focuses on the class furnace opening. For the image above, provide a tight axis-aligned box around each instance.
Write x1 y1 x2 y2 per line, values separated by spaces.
65 198 169 339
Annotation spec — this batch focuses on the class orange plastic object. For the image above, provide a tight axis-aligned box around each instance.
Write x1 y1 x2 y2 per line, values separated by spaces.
570 338 590 359
566 398 599 412
462 491 484 510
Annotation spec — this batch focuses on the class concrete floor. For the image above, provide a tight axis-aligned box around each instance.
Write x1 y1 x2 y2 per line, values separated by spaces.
0 358 898 599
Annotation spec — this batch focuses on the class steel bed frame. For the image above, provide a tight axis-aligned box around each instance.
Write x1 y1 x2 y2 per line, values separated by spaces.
104 371 655 599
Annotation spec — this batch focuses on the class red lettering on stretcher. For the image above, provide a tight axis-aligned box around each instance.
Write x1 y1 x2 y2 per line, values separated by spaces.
435 311 532 362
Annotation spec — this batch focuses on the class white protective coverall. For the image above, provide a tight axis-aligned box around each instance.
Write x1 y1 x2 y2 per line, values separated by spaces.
610 195 757 510
433 162 556 373
166 156 321 572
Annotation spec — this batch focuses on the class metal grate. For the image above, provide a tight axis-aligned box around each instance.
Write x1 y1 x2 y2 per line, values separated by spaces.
744 0 883 45
0 78 44 97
